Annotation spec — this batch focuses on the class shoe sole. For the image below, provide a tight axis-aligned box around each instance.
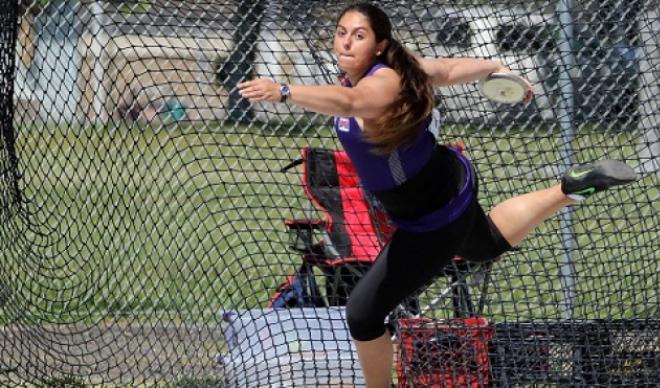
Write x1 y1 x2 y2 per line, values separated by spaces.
592 160 638 185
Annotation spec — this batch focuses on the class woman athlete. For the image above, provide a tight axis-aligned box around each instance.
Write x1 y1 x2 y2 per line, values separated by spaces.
238 3 637 387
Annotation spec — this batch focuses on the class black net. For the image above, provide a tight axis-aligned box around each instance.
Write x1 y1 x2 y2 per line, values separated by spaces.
1 0 658 386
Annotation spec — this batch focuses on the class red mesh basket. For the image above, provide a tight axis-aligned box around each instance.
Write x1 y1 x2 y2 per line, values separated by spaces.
397 317 493 388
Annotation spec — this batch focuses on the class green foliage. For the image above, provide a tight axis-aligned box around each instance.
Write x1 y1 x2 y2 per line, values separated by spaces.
109 0 152 15
18 0 51 15
170 376 224 388
39 375 86 387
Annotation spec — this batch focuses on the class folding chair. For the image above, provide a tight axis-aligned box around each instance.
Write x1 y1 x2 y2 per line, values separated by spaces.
270 147 395 308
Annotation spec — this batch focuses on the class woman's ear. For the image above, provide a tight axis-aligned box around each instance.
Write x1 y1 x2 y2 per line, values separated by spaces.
377 39 389 56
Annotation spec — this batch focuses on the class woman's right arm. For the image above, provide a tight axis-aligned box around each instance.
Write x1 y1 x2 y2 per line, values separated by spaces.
238 68 401 119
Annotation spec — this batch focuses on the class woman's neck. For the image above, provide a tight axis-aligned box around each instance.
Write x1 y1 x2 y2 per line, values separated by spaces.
346 69 367 85
345 61 379 85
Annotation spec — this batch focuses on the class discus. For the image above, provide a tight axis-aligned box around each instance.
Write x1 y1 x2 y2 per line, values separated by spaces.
479 72 529 104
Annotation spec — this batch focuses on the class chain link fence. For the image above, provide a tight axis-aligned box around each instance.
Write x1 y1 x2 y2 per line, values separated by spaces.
1 0 658 386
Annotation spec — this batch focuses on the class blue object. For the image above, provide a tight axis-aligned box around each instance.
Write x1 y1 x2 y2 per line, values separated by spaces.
160 98 187 121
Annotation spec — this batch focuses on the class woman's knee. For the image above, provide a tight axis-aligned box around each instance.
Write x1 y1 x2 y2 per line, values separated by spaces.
346 296 387 341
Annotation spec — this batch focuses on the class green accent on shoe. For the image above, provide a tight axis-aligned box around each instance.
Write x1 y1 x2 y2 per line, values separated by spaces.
569 169 593 179
573 187 596 196
561 160 637 197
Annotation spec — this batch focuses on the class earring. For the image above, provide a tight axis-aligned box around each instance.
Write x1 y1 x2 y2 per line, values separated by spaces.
376 51 381 56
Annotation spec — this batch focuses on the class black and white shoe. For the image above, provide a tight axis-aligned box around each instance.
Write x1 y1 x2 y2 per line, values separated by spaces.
561 160 637 201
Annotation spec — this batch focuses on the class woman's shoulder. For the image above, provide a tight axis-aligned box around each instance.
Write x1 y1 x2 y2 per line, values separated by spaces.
366 64 399 83
367 62 392 76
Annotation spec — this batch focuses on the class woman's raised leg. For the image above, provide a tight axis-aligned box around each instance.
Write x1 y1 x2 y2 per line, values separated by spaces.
489 160 636 246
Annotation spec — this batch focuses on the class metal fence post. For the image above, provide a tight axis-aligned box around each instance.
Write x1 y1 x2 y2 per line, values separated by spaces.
556 0 576 320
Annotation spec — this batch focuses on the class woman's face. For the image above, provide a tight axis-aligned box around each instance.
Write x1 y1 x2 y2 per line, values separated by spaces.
334 11 384 74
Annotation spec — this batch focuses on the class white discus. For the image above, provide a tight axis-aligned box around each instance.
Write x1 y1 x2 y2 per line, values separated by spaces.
479 72 529 104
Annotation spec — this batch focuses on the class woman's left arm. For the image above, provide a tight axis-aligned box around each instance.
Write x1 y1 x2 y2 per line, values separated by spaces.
417 56 533 103
417 57 508 86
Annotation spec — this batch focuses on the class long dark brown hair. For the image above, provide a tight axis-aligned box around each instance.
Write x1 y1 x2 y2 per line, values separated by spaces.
337 2 434 154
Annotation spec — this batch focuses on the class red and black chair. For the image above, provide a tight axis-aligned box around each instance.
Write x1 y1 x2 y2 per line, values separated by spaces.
270 147 395 308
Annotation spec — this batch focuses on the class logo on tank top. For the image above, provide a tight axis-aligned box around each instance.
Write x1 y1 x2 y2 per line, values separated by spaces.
336 117 350 132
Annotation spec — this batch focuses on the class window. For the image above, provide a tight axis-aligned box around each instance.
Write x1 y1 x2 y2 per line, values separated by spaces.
434 17 472 48
496 24 554 52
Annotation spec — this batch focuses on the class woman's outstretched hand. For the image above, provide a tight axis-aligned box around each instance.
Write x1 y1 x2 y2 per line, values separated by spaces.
518 76 534 105
238 78 282 103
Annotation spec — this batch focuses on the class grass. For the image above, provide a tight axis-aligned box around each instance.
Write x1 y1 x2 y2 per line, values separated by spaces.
0 119 656 386
0 120 657 326
1 121 337 323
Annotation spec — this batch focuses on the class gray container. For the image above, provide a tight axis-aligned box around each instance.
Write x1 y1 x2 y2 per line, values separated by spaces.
218 307 364 387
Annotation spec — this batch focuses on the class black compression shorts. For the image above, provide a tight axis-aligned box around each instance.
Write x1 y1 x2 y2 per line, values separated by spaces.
345 195 511 341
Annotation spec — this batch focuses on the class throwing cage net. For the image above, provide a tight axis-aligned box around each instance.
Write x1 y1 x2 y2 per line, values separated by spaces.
1 0 658 386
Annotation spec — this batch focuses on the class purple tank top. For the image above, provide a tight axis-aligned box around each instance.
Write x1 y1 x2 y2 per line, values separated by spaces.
333 62 475 232
334 63 436 192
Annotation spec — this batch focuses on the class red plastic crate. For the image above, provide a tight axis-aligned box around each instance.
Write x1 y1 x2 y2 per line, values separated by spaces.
397 317 493 388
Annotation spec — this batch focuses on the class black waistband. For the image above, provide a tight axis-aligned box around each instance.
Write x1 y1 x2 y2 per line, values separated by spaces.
372 146 467 220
